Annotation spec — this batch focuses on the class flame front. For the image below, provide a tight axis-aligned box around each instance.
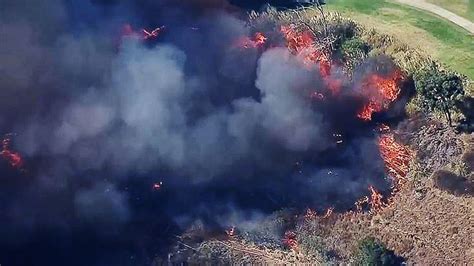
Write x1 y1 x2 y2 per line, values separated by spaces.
357 71 403 121
378 133 412 191
234 32 267 49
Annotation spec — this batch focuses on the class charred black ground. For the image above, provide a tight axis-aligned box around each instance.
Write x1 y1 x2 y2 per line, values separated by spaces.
0 1 410 265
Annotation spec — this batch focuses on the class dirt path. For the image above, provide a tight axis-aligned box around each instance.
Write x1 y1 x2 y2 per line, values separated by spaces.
395 0 474 34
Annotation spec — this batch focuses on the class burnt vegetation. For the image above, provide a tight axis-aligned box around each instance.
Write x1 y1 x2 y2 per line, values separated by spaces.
0 1 473 265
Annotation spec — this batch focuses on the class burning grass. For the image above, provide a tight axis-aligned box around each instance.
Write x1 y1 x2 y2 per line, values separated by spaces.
2 3 472 265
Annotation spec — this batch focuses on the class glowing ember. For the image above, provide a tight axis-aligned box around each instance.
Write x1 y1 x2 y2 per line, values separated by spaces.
357 71 403 121
1 135 23 169
142 26 165 40
333 133 343 144
310 91 324 100
354 196 369 212
283 231 298 251
304 208 318 220
225 226 236 238
121 24 164 41
322 207 334 218
153 181 163 190
234 32 267 49
368 185 385 212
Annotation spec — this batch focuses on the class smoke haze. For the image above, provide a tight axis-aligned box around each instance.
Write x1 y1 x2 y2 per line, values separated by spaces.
0 0 395 265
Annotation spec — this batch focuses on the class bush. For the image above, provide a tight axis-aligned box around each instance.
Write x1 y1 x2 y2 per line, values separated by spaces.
355 238 404 266
415 67 464 126
341 37 370 71
455 96 474 133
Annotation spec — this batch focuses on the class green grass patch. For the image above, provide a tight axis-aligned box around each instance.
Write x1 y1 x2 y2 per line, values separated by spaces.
325 0 474 79
427 0 474 21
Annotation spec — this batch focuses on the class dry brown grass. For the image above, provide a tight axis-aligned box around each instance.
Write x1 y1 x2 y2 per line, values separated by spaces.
165 9 474 265
195 239 322 265
371 178 474 264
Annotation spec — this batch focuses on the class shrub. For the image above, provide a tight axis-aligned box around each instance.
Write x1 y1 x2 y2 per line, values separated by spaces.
355 237 404 266
415 67 465 126
341 37 370 71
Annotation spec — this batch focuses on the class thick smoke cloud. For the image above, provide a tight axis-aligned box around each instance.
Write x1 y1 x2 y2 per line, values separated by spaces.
0 0 392 265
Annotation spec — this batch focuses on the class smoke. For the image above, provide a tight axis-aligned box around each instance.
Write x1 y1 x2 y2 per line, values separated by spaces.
75 182 130 227
0 0 396 265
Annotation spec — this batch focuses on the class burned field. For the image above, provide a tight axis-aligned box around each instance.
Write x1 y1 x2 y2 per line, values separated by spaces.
0 1 472 265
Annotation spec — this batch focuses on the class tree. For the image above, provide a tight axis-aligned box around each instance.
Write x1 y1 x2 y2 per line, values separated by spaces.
415 68 465 126
355 238 404 266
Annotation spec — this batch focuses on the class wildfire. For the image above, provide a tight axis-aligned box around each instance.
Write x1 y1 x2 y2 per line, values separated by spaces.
357 71 403 121
378 133 412 190
142 26 165 40
1 135 23 169
354 196 369 212
280 25 342 96
121 24 165 41
303 207 335 220
322 207 334 218
283 231 298 251
280 25 328 69
234 32 267 49
368 185 385 212
281 25 314 53
349 128 412 214
153 181 163 190
225 226 236 238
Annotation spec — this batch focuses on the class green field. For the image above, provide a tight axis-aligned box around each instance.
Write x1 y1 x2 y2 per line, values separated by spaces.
427 0 474 21
324 0 474 80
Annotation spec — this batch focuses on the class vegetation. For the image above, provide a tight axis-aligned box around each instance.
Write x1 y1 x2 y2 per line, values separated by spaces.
324 0 474 80
243 6 473 264
355 237 404 266
427 0 474 21
340 37 370 71
415 67 465 126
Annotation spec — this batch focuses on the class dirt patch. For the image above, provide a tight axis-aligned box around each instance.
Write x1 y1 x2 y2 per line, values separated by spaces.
396 115 465 173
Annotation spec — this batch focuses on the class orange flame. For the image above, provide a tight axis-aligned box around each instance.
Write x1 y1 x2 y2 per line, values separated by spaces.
234 32 267 49
280 25 342 95
378 133 411 191
357 71 403 121
280 25 326 68
368 185 385 212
